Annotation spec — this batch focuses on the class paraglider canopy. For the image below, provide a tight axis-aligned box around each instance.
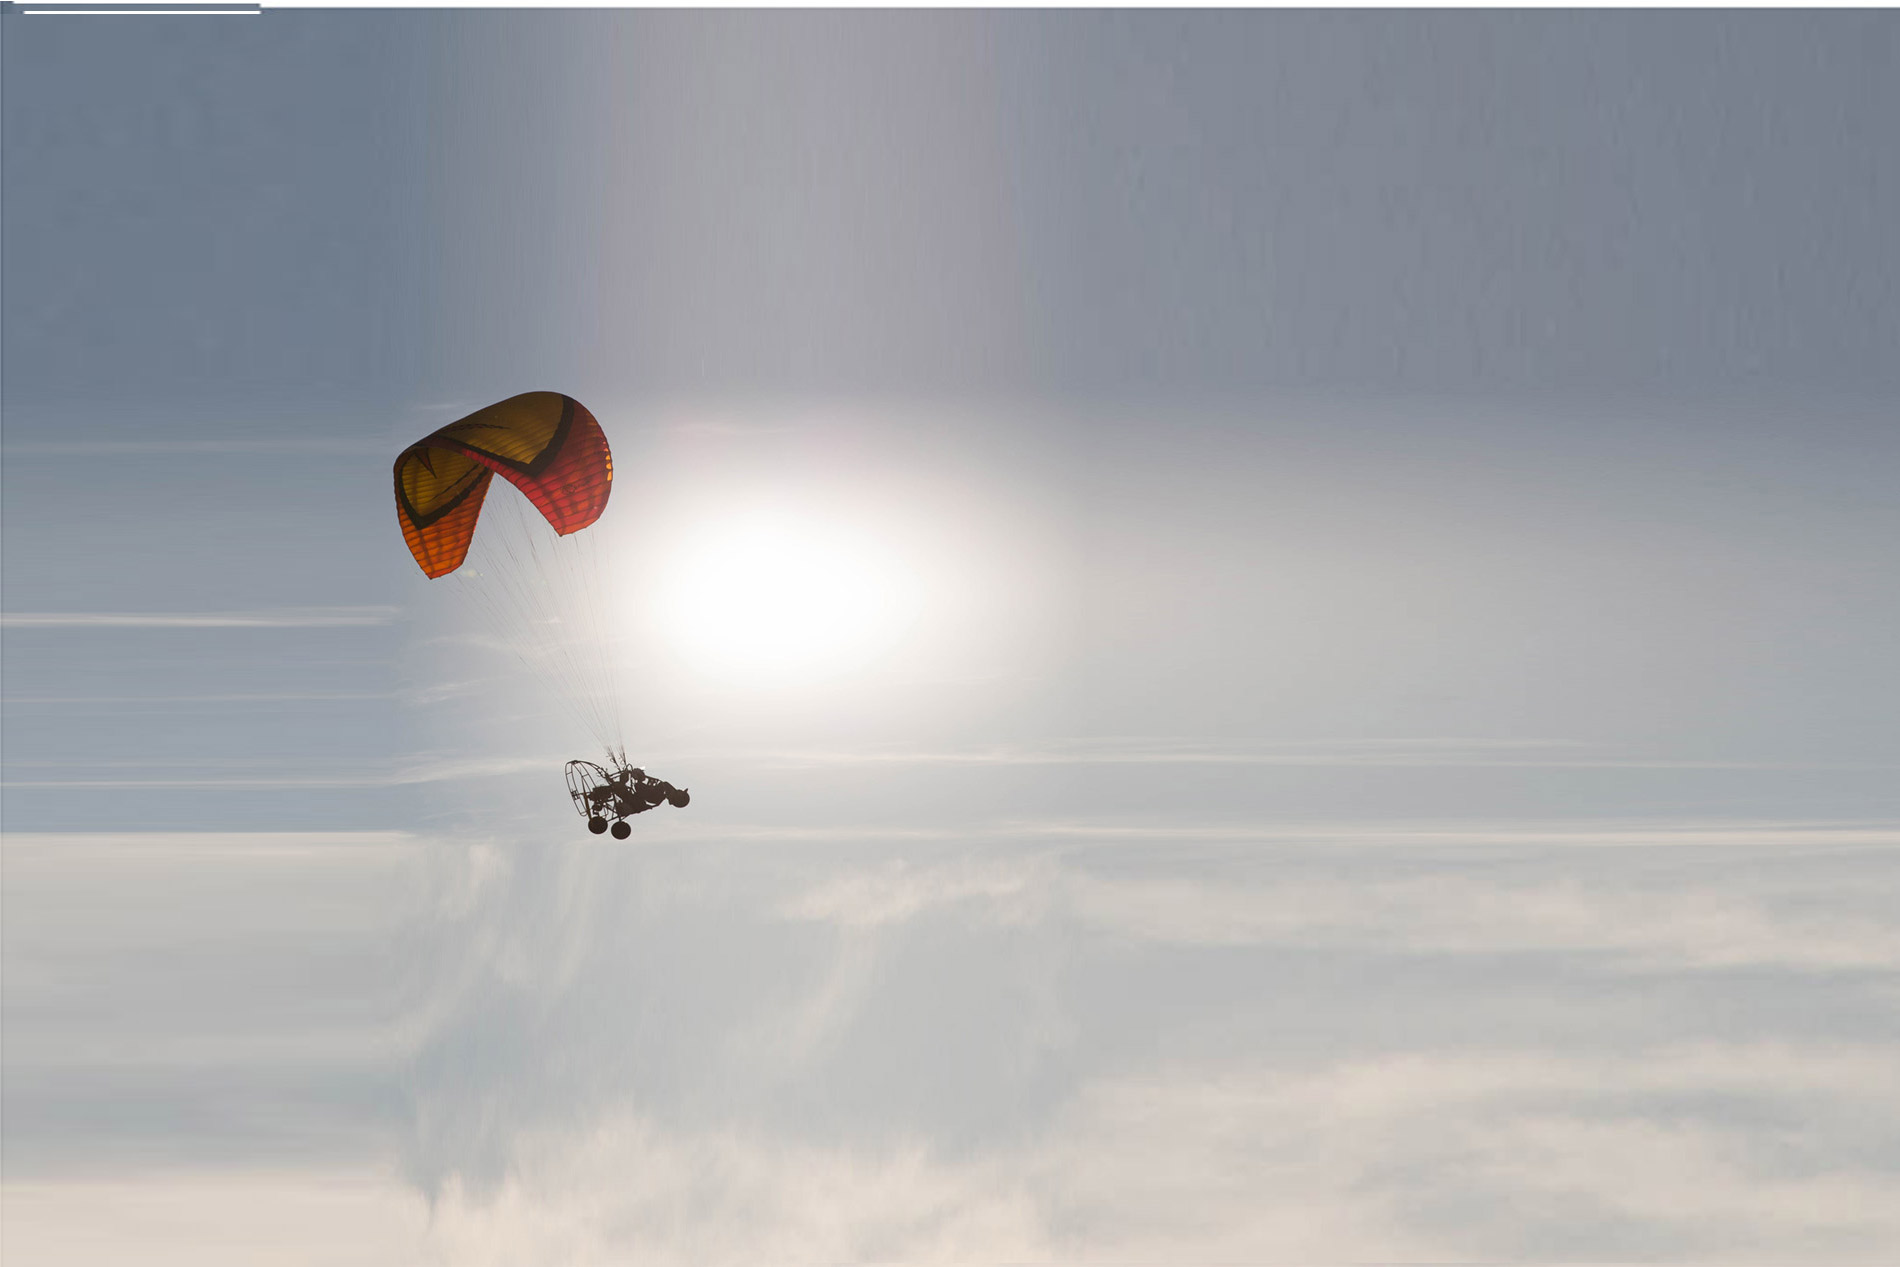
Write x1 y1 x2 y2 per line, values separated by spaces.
394 390 626 750
394 391 613 578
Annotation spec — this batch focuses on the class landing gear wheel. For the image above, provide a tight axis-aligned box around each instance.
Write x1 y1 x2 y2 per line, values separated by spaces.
666 788 691 808
610 820 631 839
587 816 609 834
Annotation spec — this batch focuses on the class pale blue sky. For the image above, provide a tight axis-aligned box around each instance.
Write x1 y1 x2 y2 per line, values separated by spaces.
4 10 1898 1263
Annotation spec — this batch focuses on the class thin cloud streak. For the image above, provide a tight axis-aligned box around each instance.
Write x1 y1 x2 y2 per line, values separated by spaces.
1009 818 1900 849
1 754 556 790
626 816 1900 850
772 824 1900 967
2 830 415 853
1 607 399 628
3 692 396 704
4 437 384 456
726 742 1895 773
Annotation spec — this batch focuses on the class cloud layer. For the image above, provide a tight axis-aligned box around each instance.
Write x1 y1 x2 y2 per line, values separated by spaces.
10 808 1899 1266
395 816 1900 1263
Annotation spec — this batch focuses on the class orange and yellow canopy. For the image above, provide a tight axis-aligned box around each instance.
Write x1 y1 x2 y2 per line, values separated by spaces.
394 392 612 578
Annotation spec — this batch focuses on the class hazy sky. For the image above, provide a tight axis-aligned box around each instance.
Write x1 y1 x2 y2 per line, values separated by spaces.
4 10 1898 1264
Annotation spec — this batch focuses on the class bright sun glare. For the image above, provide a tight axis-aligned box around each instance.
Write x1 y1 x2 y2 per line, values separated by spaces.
653 513 923 685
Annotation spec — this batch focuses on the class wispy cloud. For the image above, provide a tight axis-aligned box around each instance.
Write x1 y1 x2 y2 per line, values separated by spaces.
772 818 1900 970
778 857 1050 929
1005 817 1900 848
1060 861 1900 970
1 753 554 789
0 607 398 629
723 738 1892 772
5 437 383 456
617 815 1900 852
2 691 396 704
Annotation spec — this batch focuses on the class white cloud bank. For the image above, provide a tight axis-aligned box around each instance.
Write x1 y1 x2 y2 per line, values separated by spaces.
423 1042 1900 1266
11 821 1897 1265
15 1046 1896 1266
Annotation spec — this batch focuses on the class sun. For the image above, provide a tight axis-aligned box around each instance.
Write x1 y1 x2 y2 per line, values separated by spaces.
652 512 922 685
